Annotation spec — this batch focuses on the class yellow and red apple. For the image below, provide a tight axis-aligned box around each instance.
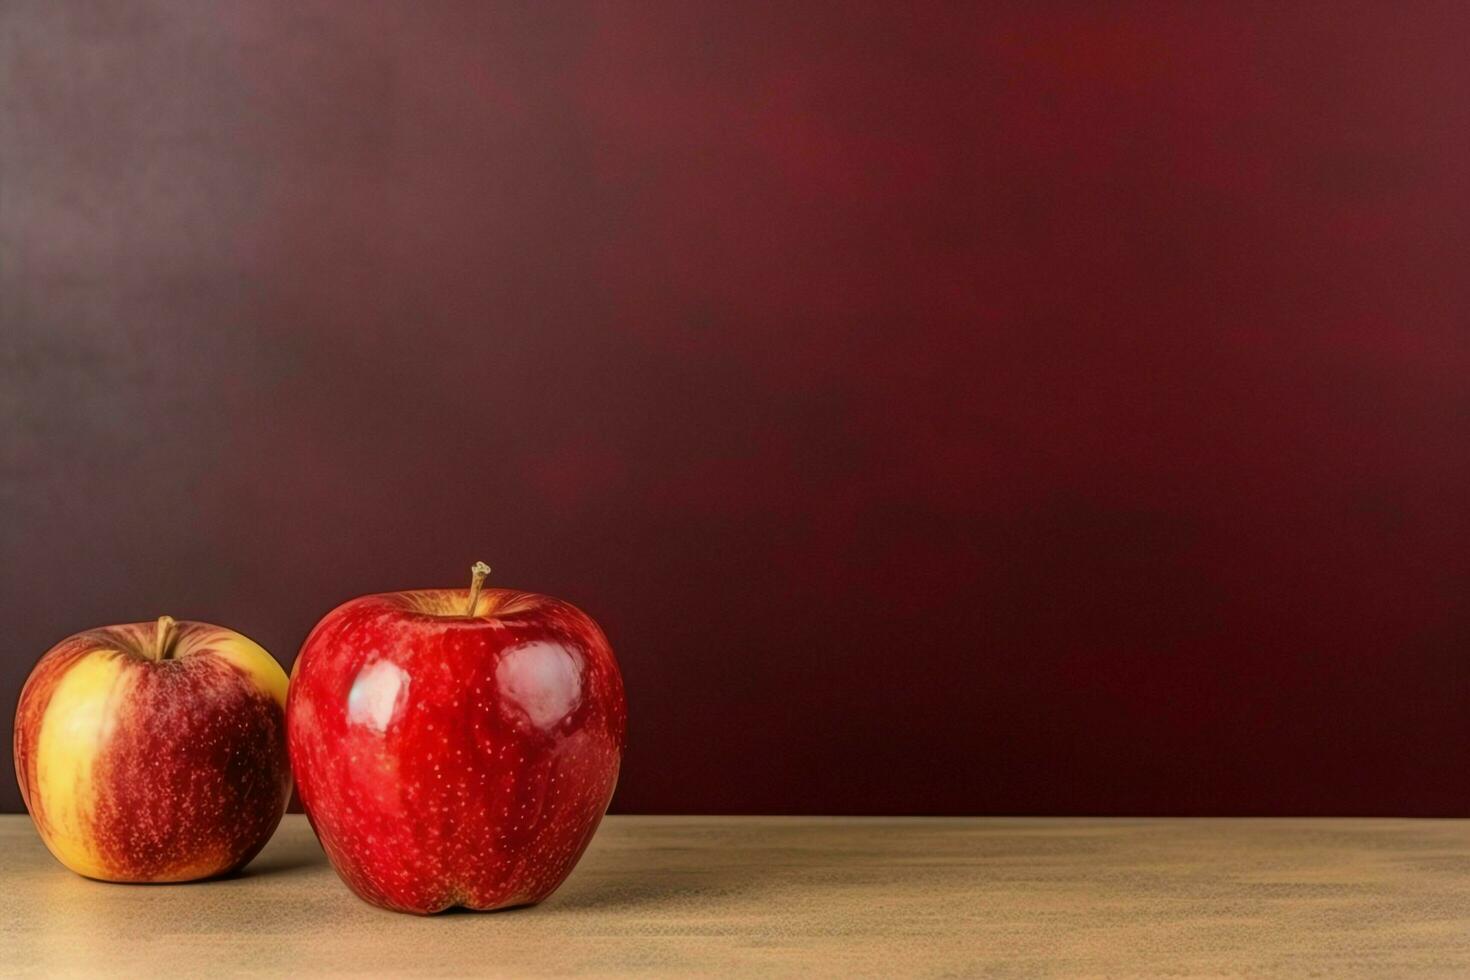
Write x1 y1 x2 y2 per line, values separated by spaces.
13 616 291 882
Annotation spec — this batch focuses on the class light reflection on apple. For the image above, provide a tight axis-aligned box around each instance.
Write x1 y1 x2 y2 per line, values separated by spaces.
496 640 584 731
347 660 411 733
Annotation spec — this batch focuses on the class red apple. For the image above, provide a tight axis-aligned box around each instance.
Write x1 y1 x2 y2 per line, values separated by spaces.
13 616 291 882
287 562 627 914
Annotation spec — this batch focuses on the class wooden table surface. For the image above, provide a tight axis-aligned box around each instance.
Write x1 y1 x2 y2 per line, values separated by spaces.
2 814 1468 978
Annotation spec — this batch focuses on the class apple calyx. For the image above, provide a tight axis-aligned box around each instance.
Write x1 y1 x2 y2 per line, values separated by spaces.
466 561 492 617
151 615 178 661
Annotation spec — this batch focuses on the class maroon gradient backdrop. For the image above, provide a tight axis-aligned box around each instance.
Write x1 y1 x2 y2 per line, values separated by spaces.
4 2 1469 815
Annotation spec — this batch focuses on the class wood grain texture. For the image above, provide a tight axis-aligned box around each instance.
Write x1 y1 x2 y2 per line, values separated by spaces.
1 815 1468 977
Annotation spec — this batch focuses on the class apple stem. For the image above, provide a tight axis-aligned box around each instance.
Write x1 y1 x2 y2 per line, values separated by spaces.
153 615 177 661
466 561 491 617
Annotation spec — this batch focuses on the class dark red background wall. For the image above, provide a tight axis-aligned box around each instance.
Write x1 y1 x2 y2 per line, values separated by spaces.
4 2 1468 815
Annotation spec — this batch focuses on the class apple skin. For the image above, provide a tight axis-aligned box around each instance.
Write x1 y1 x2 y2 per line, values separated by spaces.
286 585 627 915
13 619 291 882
